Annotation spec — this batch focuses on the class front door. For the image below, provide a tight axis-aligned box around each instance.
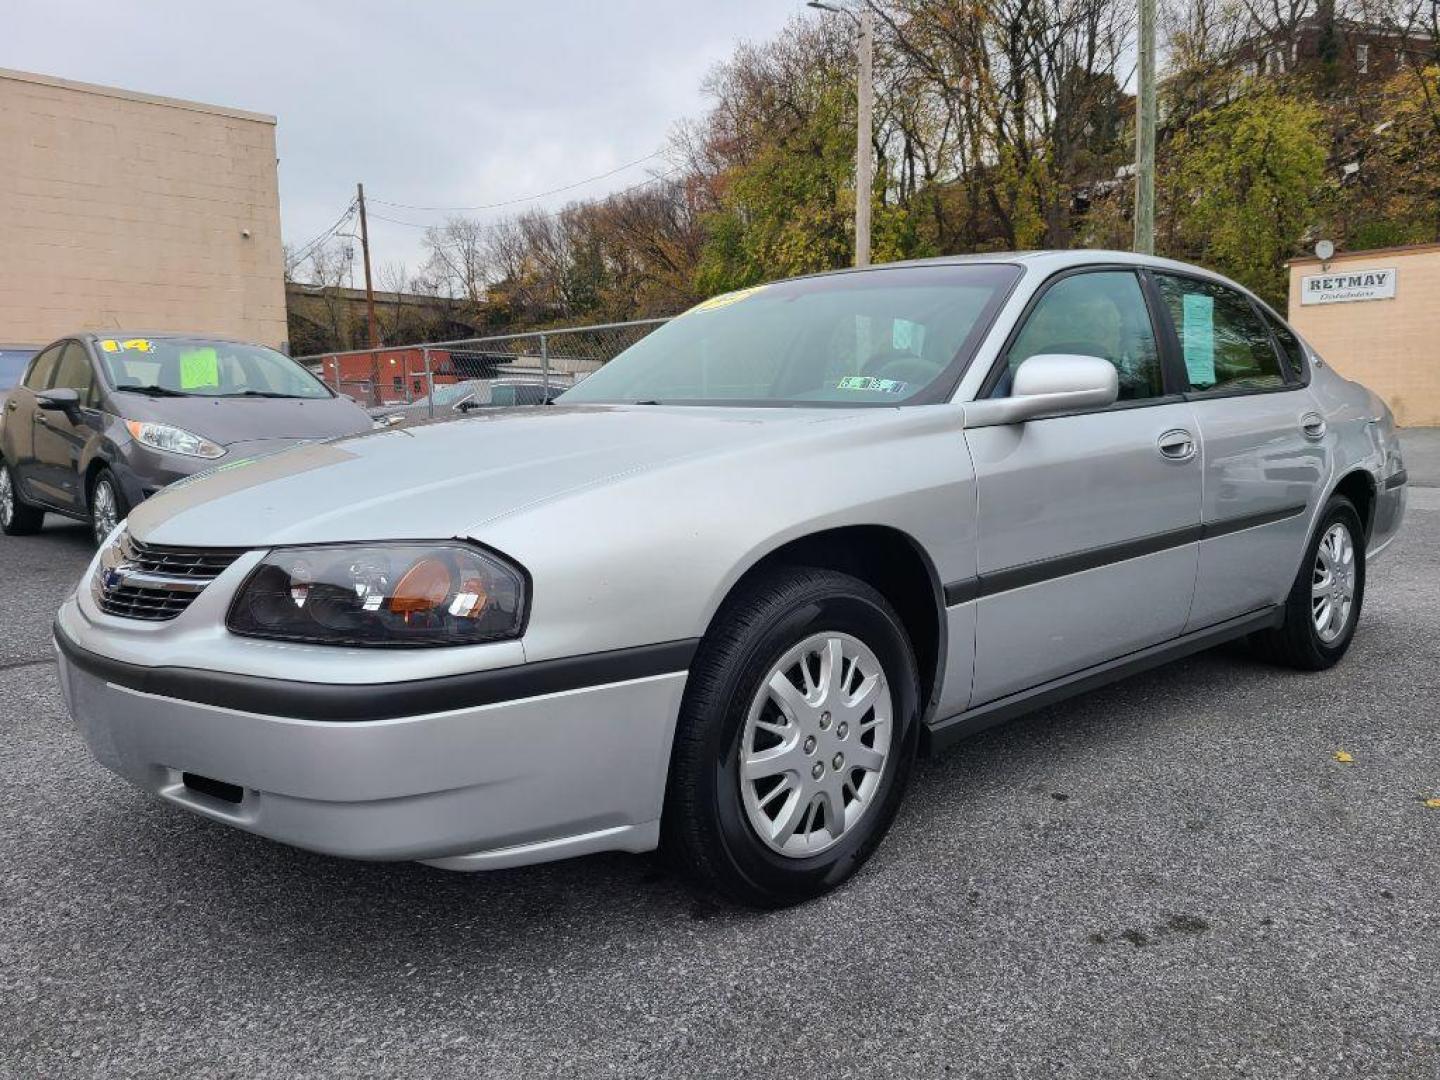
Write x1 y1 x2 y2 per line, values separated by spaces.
30 341 101 510
1147 273 1328 630
3 343 63 502
966 268 1203 705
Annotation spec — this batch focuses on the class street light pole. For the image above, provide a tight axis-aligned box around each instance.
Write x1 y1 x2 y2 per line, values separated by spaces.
809 1 874 268
1134 0 1157 255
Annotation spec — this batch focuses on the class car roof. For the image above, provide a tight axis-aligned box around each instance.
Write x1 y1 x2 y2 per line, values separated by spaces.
792 249 1242 286
68 331 261 345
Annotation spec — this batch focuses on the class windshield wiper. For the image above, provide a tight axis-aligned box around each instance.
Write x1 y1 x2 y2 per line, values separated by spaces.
228 390 309 399
116 384 189 398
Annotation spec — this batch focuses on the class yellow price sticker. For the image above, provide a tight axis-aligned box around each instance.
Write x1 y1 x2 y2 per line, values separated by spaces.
688 284 767 315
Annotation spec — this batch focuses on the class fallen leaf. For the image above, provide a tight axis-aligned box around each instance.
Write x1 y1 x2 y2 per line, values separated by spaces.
1424 798 1440 809
1334 751 1354 763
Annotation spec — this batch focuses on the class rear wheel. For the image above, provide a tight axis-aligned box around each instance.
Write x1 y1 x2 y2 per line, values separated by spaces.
0 460 45 536
1251 495 1365 670
663 567 920 907
89 467 128 546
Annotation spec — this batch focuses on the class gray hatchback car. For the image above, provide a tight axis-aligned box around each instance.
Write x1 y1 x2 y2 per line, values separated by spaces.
54 254 1408 906
1 333 373 543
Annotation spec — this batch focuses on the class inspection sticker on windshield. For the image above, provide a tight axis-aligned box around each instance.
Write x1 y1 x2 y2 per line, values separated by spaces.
98 338 155 353
837 376 907 394
688 284 767 314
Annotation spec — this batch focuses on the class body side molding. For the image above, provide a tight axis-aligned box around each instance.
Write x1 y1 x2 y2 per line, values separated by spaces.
923 605 1283 753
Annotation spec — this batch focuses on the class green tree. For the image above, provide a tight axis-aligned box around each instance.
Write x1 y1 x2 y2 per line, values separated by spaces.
1162 90 1326 305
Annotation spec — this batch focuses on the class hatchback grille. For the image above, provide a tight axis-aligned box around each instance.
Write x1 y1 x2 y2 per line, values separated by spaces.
92 533 247 622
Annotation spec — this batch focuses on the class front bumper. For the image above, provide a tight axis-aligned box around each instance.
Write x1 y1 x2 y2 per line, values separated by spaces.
55 628 689 869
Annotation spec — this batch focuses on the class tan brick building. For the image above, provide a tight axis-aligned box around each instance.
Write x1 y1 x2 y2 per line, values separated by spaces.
1287 242 1440 427
0 68 286 349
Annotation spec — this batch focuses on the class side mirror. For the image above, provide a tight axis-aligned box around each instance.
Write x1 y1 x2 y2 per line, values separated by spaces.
962 354 1119 429
37 387 83 421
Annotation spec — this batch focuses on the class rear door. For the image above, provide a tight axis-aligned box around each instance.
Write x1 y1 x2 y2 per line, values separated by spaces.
1148 272 1326 629
965 267 1204 705
29 341 103 510
3 344 63 500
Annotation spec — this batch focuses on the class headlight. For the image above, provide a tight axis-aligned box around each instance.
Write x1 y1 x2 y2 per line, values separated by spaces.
125 420 225 459
226 542 528 647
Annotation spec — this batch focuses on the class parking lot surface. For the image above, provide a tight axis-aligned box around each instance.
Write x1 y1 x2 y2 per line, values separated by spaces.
2 435 1437 1079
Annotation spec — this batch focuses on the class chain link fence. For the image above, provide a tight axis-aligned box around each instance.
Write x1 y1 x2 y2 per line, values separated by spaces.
297 318 670 417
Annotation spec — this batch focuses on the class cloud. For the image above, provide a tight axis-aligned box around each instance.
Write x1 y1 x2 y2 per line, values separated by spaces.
3 0 799 272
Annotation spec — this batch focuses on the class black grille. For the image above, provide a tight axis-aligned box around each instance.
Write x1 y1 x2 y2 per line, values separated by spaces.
93 533 247 622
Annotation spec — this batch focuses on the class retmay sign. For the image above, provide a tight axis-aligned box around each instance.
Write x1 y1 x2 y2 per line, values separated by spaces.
1301 267 1397 305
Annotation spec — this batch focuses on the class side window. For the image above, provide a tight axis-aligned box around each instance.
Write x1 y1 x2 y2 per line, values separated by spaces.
1153 275 1285 393
1262 311 1307 382
999 271 1163 401
50 343 100 408
22 345 62 391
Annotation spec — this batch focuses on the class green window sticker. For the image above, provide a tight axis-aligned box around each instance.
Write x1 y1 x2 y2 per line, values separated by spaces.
179 346 220 390
1182 292 1216 386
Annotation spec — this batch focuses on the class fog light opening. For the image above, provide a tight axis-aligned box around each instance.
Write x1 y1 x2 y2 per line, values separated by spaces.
182 772 244 805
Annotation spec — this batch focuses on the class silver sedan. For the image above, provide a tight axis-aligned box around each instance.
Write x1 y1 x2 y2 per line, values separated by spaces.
55 251 1408 906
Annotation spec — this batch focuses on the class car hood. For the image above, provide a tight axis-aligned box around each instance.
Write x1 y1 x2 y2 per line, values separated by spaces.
129 404 865 547
113 392 373 446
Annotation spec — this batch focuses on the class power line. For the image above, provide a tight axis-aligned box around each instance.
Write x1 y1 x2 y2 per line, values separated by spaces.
368 150 667 213
366 164 686 234
288 199 358 264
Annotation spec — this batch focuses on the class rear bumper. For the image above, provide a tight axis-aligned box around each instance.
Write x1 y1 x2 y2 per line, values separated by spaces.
55 628 689 868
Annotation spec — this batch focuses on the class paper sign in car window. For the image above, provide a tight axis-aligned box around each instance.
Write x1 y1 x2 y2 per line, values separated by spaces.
179 346 220 390
100 338 156 353
837 376 907 394
1181 292 1216 386
689 284 767 315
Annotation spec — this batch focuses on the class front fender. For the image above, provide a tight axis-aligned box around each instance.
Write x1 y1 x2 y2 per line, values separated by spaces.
476 405 978 665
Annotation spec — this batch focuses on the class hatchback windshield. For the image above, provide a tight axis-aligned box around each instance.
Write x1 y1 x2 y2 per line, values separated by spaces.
559 264 1020 406
97 337 332 399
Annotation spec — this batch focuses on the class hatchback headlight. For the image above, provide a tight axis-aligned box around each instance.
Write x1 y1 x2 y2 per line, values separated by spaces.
125 420 225 459
227 542 527 647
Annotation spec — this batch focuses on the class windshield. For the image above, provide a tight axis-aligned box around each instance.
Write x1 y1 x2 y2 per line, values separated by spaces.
0 350 36 390
559 264 1020 407
96 337 333 399
423 381 484 407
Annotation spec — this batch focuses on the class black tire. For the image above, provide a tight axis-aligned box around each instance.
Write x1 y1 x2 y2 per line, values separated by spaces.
0 459 46 536
1250 495 1366 670
88 466 129 546
662 566 921 907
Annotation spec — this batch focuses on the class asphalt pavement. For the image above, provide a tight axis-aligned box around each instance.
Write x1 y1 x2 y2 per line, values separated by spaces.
1 435 1436 1080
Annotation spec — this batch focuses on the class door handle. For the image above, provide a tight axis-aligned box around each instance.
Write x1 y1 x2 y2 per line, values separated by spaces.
1300 413 1327 440
1157 428 1197 462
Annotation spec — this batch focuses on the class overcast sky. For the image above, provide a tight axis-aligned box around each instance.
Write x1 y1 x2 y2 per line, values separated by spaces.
4 0 802 281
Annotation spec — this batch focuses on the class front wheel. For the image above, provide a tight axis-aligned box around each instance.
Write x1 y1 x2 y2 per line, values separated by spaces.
1251 494 1366 670
663 567 921 907
89 467 128 546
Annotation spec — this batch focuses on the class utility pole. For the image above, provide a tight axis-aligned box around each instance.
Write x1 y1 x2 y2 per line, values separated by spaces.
809 1 873 267
1134 0 1156 254
854 5 874 268
356 182 380 349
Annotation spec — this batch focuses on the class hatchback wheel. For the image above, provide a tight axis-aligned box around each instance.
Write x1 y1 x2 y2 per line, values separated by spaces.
663 567 920 907
1251 494 1365 670
89 467 128 546
0 460 46 536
